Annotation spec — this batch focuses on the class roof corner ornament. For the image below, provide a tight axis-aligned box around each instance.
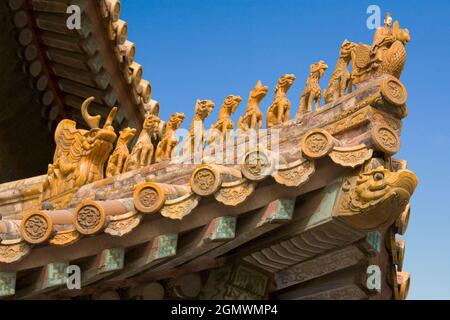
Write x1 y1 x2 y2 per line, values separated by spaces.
333 165 418 231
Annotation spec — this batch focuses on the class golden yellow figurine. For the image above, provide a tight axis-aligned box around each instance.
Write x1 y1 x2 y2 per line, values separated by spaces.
238 80 268 131
266 74 296 128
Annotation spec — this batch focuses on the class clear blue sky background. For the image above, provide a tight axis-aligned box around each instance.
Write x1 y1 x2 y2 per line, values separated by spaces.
121 0 450 299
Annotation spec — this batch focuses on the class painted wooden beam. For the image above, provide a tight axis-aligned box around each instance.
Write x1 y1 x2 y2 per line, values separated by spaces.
43 248 125 299
200 262 271 300
0 272 16 298
3 162 347 273
105 217 235 286
113 257 226 291
203 216 236 242
274 245 367 290
140 199 294 283
130 216 237 281
196 198 295 262
298 285 367 300
16 262 68 299
358 231 382 255
238 182 365 273
275 267 368 300
108 234 178 281
81 248 125 286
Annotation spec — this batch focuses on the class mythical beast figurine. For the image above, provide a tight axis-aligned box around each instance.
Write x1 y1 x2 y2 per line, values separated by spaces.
43 97 118 199
296 60 328 117
324 40 357 104
124 112 161 171
181 99 215 157
208 95 242 145
106 127 136 177
155 112 185 162
266 74 296 128
351 13 410 85
238 80 269 131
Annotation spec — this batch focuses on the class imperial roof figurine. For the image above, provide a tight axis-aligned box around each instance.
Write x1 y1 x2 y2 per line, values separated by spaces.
0 1 417 301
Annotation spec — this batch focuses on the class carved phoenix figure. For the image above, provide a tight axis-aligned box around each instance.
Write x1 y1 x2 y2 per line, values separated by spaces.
43 97 118 198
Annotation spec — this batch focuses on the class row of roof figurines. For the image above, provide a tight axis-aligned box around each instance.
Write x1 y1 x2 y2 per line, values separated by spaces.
42 13 410 200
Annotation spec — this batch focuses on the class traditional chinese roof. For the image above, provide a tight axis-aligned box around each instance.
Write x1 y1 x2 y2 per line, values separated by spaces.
0 1 417 301
0 74 416 299
0 0 150 181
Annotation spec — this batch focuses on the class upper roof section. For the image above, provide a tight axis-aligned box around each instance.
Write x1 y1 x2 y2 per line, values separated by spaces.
0 0 156 182
6 0 153 129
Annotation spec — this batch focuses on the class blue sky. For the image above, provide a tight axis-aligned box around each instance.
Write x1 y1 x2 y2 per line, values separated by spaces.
121 0 450 299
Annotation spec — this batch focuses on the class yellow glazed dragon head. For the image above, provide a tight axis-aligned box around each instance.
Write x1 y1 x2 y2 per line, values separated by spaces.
336 166 418 230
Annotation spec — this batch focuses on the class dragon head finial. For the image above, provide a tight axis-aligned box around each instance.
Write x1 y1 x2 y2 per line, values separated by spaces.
335 166 418 230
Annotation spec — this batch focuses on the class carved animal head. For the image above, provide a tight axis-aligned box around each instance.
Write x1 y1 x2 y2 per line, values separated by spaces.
194 100 215 120
167 112 185 130
143 112 161 133
222 95 242 113
337 166 418 230
249 80 269 102
393 21 410 44
310 60 328 78
81 97 118 145
275 74 296 93
340 40 357 60
118 127 136 144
